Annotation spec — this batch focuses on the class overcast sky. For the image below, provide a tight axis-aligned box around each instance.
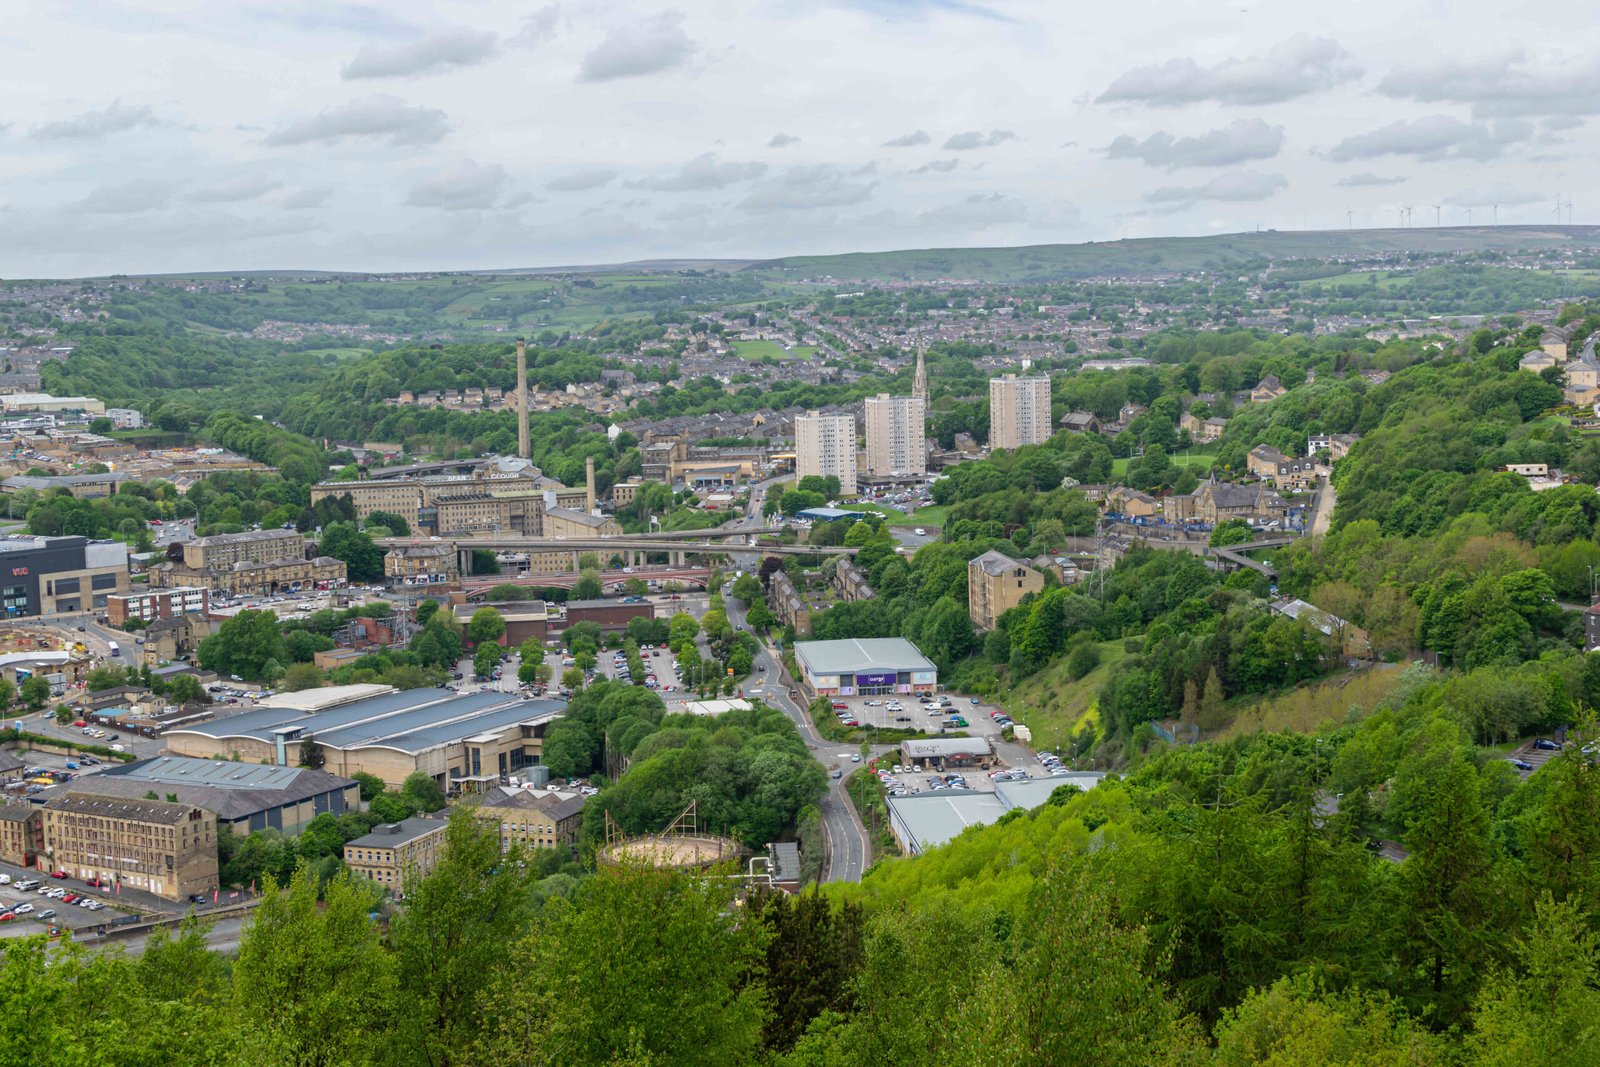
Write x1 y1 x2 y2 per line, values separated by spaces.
1 0 1594 277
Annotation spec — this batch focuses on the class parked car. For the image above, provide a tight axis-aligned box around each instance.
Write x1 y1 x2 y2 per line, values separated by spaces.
36 909 55 919
1534 738 1562 751
49 870 67 879
1506 758 1535 771
12 903 33 915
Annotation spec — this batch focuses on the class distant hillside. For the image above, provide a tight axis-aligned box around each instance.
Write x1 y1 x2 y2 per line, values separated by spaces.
744 225 1600 283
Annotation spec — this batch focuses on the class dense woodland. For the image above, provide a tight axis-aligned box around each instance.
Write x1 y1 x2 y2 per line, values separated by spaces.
8 692 1600 1065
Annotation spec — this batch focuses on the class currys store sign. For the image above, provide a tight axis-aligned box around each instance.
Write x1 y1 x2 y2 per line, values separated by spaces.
855 672 897 687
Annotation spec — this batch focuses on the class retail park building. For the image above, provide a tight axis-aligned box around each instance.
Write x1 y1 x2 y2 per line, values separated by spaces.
793 638 938 697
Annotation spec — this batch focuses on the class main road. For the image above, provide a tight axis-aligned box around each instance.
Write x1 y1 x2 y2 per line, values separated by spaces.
720 571 881 884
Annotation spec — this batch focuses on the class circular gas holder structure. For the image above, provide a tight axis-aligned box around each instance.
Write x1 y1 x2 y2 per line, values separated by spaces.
595 800 742 873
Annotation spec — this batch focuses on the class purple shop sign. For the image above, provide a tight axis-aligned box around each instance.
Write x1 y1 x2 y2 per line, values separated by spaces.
856 672 897 687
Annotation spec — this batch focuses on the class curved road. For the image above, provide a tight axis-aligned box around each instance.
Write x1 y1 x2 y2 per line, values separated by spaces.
716 499 884 884
724 589 877 883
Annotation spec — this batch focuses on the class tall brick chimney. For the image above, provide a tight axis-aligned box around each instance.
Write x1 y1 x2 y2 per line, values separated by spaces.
585 455 596 512
516 337 530 460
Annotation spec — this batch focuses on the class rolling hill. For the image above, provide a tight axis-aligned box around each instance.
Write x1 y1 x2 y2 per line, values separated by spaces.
740 225 1600 283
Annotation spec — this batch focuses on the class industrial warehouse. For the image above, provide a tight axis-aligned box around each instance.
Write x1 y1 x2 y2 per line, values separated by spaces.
793 637 938 697
37 756 361 836
163 684 564 791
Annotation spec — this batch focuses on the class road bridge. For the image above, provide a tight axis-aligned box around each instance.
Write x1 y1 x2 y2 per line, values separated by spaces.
459 566 713 599
378 535 856 576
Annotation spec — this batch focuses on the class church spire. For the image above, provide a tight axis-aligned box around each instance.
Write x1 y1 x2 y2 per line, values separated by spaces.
912 343 929 403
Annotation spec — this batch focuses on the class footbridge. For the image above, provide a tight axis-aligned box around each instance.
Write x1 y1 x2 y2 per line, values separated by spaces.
1210 538 1297 578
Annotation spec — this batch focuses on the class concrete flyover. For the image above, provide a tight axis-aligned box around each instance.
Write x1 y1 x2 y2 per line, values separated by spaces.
378 536 858 575
458 566 712 599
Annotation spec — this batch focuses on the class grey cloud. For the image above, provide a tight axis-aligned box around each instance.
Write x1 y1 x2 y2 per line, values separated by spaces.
1144 170 1287 207
502 191 537 210
511 4 562 47
404 160 508 210
247 4 418 40
1325 115 1533 162
1105 118 1283 168
283 186 335 210
1378 50 1600 119
187 176 284 203
943 129 1015 150
768 132 800 148
626 152 765 191
1334 172 1407 187
739 166 876 212
1442 184 1545 208
918 192 1029 229
915 159 959 173
545 169 617 192
579 12 696 82
343 28 498 80
77 179 179 214
1098 35 1359 107
881 129 930 147
32 102 161 141
1544 116 1585 131
264 94 450 147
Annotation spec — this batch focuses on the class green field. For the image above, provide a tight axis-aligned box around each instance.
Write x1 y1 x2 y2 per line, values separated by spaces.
731 339 819 361
1295 270 1413 291
1111 449 1218 479
903 504 948 527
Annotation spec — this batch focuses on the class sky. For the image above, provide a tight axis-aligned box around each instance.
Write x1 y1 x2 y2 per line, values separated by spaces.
1 0 1595 277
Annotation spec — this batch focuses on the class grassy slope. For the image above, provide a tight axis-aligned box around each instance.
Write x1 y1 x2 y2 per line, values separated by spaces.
1006 639 1128 752
1218 664 1410 740
745 225 1600 282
